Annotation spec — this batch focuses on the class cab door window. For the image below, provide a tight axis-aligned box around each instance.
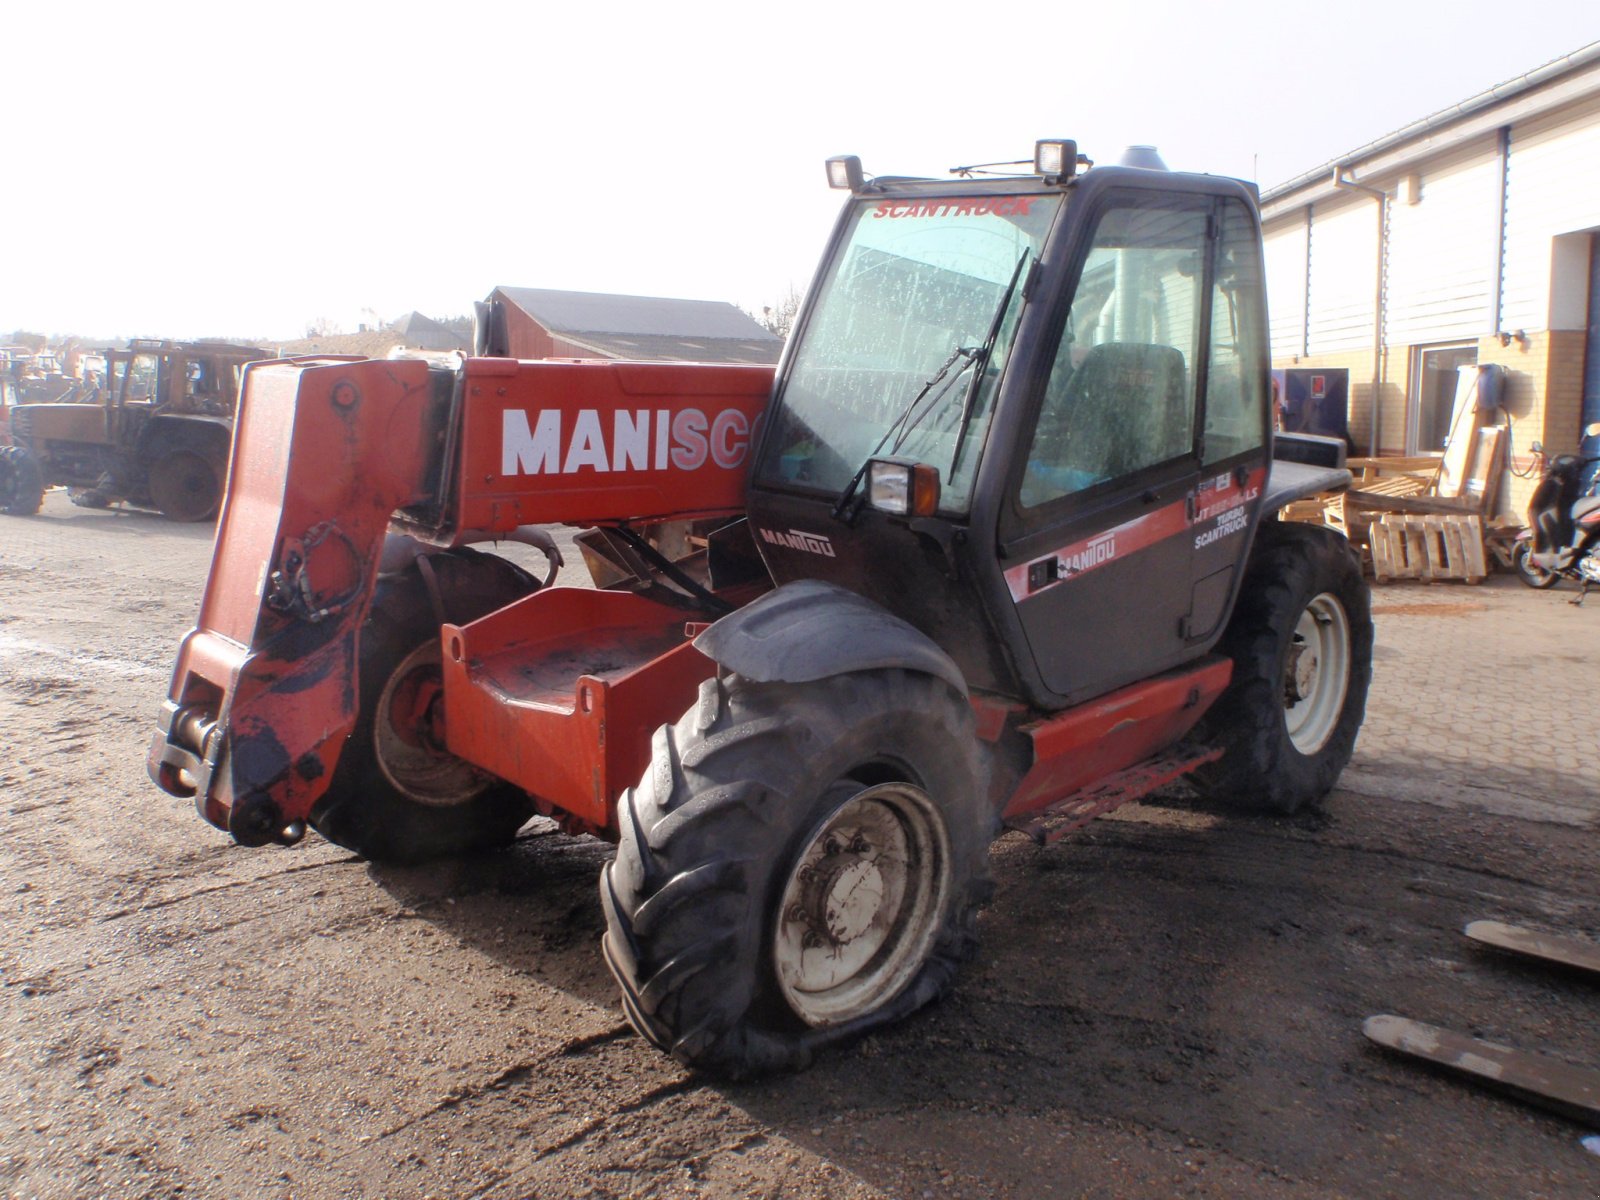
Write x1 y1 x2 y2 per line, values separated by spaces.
1201 198 1268 465
1021 202 1208 507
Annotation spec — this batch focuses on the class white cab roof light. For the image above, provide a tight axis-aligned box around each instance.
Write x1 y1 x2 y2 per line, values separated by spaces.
826 155 864 190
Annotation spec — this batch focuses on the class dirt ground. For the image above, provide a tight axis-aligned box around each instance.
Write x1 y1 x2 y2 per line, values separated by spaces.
2 490 1598 1200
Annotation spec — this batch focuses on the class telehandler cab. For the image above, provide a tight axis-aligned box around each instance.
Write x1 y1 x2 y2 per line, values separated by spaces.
150 141 1371 1076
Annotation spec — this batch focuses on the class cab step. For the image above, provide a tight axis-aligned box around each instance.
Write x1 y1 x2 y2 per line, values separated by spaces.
1002 744 1221 845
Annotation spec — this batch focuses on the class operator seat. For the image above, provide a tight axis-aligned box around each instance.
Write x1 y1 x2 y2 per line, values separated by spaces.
1028 341 1189 501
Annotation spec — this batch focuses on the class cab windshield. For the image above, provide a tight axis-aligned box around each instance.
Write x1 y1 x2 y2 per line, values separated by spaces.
758 192 1062 512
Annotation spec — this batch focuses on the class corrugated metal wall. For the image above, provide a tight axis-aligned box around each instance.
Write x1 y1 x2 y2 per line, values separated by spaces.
501 305 557 359
1385 140 1499 346
1306 199 1378 355
1264 216 1307 359
1502 91 1600 332
1267 95 1600 356
1584 233 1600 488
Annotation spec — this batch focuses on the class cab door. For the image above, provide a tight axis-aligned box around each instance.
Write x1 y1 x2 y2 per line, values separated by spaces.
1001 193 1214 702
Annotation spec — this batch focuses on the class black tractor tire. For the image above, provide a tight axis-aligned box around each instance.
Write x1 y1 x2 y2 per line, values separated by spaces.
0 446 45 516
147 450 223 522
1192 522 1373 815
601 668 995 1078
1511 541 1561 589
309 547 541 864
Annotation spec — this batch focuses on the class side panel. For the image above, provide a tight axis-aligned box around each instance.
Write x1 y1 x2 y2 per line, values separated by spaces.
1001 466 1268 699
14 401 112 449
455 358 773 529
1004 483 1198 698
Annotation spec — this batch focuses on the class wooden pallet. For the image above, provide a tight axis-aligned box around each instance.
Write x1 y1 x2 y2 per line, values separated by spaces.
1370 513 1486 582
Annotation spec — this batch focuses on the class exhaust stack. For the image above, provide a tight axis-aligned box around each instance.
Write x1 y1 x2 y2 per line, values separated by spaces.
1118 145 1169 170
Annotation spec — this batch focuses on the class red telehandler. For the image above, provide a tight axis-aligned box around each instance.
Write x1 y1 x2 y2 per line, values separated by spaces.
150 141 1371 1076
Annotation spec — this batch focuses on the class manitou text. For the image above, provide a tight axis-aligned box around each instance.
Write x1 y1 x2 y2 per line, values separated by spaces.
502 408 754 477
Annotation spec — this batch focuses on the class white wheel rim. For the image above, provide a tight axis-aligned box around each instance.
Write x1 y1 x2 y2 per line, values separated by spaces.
373 641 491 807
773 782 951 1028
1283 592 1351 756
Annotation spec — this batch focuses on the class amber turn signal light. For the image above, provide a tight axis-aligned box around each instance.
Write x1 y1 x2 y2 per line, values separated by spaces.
867 458 941 518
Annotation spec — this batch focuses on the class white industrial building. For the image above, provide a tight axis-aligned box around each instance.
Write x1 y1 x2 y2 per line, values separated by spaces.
1261 42 1600 511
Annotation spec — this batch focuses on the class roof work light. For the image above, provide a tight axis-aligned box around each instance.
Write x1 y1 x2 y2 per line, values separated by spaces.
1034 139 1078 181
826 155 864 191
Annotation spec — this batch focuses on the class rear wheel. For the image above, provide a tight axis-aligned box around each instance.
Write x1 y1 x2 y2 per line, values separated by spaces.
0 446 44 515
1511 541 1561 589
148 450 222 522
601 668 994 1077
1194 522 1373 814
309 548 540 864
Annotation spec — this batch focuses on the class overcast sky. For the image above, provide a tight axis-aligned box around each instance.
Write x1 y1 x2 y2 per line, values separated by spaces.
3 1 1596 342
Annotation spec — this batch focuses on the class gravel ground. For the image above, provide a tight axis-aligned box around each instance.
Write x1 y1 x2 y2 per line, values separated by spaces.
2 489 1598 1199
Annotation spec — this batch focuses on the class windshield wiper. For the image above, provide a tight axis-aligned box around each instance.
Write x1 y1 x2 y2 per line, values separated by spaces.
831 343 979 522
831 249 1034 524
950 249 1031 471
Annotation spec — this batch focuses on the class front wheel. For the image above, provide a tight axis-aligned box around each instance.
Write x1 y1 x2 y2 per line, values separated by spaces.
0 446 44 516
1511 541 1561 589
1193 523 1373 814
601 668 994 1077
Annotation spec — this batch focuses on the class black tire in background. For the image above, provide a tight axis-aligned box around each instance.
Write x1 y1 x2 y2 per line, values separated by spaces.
601 668 995 1078
1511 541 1561 589
1193 521 1373 815
0 446 45 516
309 548 540 864
147 450 223 522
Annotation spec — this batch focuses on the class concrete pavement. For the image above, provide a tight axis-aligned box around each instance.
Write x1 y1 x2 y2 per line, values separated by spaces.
1343 570 1599 827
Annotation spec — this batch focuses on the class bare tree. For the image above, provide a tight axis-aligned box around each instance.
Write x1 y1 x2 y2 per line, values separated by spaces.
752 285 802 341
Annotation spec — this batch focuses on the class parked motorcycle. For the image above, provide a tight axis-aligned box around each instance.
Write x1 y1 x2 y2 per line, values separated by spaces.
1512 422 1600 603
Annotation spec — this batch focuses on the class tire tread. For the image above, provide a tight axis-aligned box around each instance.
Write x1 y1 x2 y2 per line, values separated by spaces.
602 669 994 1077
1194 522 1373 814
0 446 45 516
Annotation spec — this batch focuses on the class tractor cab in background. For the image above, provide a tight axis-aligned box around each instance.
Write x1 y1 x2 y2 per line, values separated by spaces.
1 339 265 520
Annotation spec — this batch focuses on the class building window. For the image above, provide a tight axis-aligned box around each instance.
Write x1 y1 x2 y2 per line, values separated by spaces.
1410 343 1477 453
